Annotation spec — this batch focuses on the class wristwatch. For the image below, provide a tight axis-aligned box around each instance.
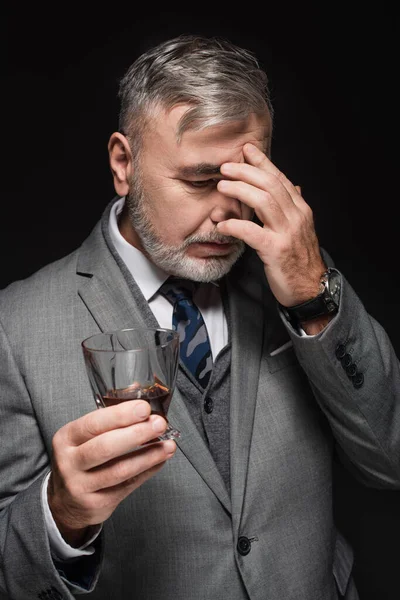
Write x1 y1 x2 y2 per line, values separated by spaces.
280 267 341 325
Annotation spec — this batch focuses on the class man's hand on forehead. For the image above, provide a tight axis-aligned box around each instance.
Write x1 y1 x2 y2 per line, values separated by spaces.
216 143 326 309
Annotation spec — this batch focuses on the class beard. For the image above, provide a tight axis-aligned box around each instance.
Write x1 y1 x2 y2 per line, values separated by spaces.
125 175 245 283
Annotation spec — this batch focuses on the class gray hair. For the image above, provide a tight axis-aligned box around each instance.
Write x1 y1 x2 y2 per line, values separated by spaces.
118 34 273 157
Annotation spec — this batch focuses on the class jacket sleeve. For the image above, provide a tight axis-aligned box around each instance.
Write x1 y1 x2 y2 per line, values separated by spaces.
0 316 102 599
281 251 400 489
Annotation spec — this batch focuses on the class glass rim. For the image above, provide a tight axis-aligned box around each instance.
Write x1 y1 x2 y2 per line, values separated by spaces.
81 327 179 353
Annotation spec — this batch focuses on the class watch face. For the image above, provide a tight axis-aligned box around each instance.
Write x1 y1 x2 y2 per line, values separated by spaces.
327 269 341 306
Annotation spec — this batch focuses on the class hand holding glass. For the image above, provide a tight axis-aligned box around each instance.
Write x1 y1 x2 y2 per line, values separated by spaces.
81 328 181 441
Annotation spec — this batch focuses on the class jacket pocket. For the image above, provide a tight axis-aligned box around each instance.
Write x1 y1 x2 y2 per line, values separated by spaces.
265 344 298 373
333 529 354 597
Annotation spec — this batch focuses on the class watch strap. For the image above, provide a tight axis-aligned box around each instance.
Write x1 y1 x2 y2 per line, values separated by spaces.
281 293 336 323
280 268 339 324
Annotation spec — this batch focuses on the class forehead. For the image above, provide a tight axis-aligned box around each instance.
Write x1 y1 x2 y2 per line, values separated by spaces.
142 104 271 170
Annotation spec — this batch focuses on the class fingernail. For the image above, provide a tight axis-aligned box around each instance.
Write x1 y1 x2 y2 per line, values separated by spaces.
134 402 150 418
217 179 229 190
152 416 166 433
163 440 176 455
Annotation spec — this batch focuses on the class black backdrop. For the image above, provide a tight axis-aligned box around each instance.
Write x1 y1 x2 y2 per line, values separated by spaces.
4 5 400 599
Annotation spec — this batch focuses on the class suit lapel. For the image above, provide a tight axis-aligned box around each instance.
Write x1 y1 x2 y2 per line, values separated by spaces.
76 208 231 513
167 387 231 512
226 252 267 529
77 270 147 333
76 216 156 333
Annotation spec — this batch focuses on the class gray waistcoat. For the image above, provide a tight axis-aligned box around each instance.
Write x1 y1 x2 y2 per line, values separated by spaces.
176 344 232 493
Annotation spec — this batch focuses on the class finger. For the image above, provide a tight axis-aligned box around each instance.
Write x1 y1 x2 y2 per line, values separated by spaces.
63 461 169 529
63 400 152 447
243 143 298 194
217 179 288 231
216 218 274 254
242 144 308 208
92 460 168 511
220 161 297 216
243 145 311 214
76 414 168 470
86 439 176 492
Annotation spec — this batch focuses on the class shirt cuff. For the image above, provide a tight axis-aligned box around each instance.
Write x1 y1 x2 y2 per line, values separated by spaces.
278 304 317 338
41 471 102 561
298 326 311 337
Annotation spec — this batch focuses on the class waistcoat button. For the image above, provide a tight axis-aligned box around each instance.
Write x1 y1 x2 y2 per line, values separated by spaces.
204 397 214 414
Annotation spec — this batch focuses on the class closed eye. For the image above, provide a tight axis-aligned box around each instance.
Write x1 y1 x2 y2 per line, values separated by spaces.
185 179 220 189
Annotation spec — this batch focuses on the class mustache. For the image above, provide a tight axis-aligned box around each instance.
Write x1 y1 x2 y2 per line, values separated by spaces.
183 231 240 247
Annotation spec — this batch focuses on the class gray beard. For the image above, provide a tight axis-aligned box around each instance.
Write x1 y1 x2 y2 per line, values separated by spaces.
125 184 245 283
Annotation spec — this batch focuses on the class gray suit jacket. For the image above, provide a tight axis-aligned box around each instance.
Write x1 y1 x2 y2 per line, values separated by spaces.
1 200 399 600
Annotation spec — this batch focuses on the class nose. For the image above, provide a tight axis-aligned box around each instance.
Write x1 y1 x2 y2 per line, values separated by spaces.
209 190 242 225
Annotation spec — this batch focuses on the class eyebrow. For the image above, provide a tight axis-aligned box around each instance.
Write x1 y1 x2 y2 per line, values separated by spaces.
176 163 222 177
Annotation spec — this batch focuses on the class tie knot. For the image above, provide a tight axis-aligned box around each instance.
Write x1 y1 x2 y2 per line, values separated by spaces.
159 278 197 304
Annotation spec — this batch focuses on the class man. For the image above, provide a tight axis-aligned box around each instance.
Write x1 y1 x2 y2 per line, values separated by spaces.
0 34 399 600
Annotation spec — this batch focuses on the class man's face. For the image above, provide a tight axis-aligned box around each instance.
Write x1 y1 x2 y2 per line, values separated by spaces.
124 105 271 281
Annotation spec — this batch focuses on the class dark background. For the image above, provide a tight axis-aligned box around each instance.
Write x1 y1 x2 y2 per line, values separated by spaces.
4 5 399 599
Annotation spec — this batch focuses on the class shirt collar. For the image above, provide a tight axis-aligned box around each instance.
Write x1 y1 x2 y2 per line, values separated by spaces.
108 197 169 301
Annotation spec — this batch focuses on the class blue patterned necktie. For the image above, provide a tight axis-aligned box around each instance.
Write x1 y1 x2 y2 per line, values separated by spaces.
160 279 213 388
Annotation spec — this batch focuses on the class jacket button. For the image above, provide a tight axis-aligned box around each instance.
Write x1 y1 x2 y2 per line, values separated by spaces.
346 363 357 377
341 353 352 368
237 536 251 556
353 372 364 389
204 397 214 414
335 343 346 359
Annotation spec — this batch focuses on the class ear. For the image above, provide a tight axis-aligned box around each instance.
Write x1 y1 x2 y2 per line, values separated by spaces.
108 132 133 196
